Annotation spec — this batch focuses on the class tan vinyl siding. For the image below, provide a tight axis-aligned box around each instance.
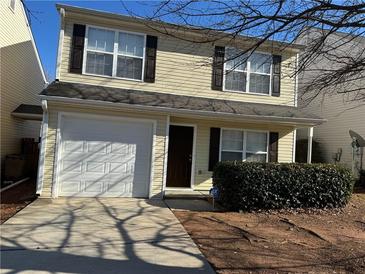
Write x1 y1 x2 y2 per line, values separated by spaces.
0 0 31 48
41 101 295 196
41 102 168 198
58 14 297 107
0 0 45 166
170 116 295 191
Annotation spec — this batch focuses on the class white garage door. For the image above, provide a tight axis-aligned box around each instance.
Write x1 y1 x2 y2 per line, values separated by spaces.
57 115 153 197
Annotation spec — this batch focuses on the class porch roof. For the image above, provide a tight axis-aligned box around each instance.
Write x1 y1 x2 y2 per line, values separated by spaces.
11 104 43 121
40 81 325 126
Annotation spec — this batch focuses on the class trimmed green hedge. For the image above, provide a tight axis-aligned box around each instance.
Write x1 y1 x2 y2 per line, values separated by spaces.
213 162 354 211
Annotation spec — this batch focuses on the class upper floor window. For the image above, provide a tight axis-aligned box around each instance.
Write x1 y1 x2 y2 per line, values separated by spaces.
224 48 272 95
9 0 16 11
84 26 145 81
220 129 268 162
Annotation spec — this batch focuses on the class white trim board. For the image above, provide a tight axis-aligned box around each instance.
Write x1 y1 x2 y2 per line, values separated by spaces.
162 115 170 195
36 100 48 195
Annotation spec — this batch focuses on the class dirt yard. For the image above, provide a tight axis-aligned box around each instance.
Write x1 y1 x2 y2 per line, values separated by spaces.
174 191 365 274
1 179 37 224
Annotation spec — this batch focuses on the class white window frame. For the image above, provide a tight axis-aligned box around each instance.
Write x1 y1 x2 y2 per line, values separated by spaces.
82 25 146 82
219 128 269 163
223 48 273 96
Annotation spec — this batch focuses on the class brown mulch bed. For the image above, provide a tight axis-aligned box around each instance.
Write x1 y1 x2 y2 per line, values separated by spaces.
1 179 37 224
174 192 365 274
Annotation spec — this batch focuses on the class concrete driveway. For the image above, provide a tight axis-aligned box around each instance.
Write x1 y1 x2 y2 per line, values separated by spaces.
1 198 215 274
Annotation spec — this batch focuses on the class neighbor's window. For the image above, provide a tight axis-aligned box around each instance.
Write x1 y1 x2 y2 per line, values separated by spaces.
220 129 268 162
84 26 145 80
224 48 272 94
9 0 16 11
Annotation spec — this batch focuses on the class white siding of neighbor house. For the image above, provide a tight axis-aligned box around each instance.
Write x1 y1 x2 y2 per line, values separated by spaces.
297 96 365 170
58 11 298 107
0 0 46 168
297 30 365 171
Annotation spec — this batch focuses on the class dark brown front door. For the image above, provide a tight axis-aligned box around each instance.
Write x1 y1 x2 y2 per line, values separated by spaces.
166 125 194 188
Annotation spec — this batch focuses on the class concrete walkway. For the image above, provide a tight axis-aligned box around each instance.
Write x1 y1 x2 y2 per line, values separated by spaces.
1 198 215 274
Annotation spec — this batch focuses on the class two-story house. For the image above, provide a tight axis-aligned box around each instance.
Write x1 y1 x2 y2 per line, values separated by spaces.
36 4 324 198
1 0 47 179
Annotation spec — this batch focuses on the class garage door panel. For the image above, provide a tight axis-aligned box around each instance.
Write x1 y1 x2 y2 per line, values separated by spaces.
63 140 84 152
85 161 106 173
60 181 82 194
58 116 153 197
106 180 131 195
62 160 82 173
84 181 104 193
86 141 108 154
110 143 136 155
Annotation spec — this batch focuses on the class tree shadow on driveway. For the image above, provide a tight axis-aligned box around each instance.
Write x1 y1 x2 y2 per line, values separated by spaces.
1 198 214 274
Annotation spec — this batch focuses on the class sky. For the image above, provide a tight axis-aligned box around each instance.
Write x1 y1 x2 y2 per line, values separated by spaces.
24 0 156 81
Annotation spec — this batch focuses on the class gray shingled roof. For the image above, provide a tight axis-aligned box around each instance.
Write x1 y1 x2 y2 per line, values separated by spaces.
40 81 324 125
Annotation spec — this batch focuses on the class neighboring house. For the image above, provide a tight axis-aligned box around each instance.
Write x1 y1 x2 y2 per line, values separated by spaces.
0 0 47 177
37 4 324 199
297 29 365 175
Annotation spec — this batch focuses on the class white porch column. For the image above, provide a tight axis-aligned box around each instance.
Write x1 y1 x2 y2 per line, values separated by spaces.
292 129 297 162
307 127 314 163
162 115 170 196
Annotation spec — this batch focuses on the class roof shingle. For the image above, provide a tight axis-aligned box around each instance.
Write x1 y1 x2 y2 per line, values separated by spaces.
41 81 324 125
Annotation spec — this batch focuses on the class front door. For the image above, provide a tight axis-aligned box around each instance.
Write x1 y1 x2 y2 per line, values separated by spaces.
166 125 194 188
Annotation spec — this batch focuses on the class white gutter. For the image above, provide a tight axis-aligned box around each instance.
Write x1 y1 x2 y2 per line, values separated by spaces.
294 53 299 107
11 113 42 121
36 100 48 195
55 8 65 80
40 95 326 126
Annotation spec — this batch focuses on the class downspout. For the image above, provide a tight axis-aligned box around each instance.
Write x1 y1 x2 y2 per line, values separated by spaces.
55 8 65 80
294 53 299 107
36 100 48 195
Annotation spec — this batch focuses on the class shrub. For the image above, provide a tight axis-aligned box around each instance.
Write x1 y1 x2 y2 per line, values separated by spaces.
213 162 354 211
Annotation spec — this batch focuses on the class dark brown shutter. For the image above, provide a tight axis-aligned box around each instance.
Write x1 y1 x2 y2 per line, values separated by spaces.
212 46 225 90
208 127 221 171
271 55 281 97
268 132 279 162
144 35 158 83
69 24 86 74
